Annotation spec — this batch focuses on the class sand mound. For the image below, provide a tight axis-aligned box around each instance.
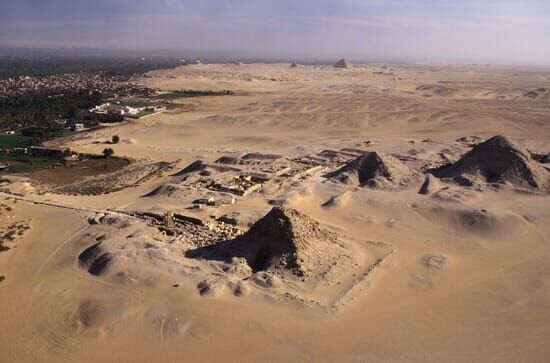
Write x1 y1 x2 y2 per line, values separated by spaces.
121 138 136 145
215 156 240 165
322 191 353 209
416 84 456 97
78 242 114 276
88 213 133 228
522 88 549 100
420 254 447 269
418 174 441 195
325 152 419 189
334 59 351 68
435 135 549 192
172 160 238 177
417 206 530 239
186 206 348 277
241 152 281 160
143 183 187 198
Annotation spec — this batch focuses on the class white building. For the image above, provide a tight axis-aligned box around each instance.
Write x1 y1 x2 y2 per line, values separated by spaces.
89 103 111 114
121 106 145 116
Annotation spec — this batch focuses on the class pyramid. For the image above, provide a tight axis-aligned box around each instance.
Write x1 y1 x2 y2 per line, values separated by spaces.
290 62 297 68
325 152 418 189
334 59 351 68
186 207 346 277
172 160 207 176
172 159 238 177
435 135 549 191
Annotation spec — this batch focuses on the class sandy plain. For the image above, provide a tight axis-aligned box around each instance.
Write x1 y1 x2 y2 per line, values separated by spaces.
1 62 550 362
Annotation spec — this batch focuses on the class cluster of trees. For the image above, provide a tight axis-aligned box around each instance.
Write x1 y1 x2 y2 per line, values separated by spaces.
102 147 114 158
21 125 65 139
0 89 104 130
157 89 235 99
0 57 183 80
86 111 124 124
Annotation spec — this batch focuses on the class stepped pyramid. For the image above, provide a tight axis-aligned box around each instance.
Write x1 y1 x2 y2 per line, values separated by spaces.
186 207 347 277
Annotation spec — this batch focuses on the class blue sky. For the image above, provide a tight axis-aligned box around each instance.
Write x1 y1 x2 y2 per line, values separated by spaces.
1 0 549 64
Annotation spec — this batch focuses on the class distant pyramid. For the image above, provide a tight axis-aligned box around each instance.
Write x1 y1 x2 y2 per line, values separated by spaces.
290 62 297 68
334 59 351 68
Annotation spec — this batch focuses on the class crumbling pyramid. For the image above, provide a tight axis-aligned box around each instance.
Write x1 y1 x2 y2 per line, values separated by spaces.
78 241 113 276
172 160 207 176
186 207 347 277
325 152 418 189
435 135 549 191
172 159 238 177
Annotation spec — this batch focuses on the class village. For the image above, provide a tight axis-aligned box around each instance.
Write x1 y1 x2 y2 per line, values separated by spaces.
0 72 154 98
0 69 179 174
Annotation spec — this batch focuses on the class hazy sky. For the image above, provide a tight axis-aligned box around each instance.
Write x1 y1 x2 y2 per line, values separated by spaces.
1 0 549 64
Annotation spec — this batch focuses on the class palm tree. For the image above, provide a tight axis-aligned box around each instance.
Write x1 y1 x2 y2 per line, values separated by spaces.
102 148 114 159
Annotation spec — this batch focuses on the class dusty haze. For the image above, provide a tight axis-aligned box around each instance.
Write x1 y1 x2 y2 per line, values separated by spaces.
1 0 550 65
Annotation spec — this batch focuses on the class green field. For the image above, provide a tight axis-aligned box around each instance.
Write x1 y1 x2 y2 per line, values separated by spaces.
120 99 155 108
0 153 57 173
129 110 155 119
0 134 32 149
0 130 78 173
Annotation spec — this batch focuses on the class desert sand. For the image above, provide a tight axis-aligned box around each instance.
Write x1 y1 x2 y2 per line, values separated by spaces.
1 62 550 362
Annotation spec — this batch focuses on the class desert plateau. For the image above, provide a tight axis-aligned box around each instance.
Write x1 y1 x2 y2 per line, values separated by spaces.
1 61 550 362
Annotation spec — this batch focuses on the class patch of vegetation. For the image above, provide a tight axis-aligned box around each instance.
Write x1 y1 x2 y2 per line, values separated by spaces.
0 57 183 79
0 219 31 252
0 89 103 129
20 126 72 139
0 134 32 149
0 57 183 135
0 153 59 173
102 148 114 158
86 111 124 124
120 99 155 108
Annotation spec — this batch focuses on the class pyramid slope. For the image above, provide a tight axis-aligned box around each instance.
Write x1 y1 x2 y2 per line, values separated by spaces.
326 152 418 189
435 135 549 191
186 207 347 277
334 59 351 68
